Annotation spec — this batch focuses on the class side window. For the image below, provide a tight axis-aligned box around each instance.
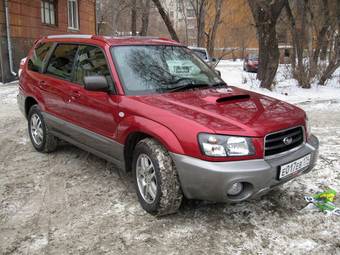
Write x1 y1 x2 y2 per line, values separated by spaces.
46 44 78 80
28 42 53 72
73 45 113 87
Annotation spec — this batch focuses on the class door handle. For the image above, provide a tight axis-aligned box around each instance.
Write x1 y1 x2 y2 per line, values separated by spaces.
70 90 81 100
38 80 46 88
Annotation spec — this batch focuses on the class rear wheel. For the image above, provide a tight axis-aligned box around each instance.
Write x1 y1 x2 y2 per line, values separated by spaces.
28 105 58 152
132 138 183 216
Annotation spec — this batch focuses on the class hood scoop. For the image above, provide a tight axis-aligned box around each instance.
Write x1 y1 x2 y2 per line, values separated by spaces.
216 94 250 103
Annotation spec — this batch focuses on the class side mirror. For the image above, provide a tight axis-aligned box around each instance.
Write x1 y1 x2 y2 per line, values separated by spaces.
84 75 109 92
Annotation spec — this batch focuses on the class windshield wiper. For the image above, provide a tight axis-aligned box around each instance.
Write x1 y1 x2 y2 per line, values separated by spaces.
166 83 210 92
168 77 193 85
211 81 227 87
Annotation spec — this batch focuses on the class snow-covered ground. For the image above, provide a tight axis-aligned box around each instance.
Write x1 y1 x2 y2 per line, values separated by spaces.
216 60 340 109
0 65 340 254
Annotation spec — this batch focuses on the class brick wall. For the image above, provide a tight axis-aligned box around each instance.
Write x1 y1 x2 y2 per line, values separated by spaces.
0 0 96 82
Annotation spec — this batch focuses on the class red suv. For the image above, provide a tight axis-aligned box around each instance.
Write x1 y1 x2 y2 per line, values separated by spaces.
18 35 319 215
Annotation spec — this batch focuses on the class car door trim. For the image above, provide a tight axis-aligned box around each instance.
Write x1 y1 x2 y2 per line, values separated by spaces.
43 112 125 170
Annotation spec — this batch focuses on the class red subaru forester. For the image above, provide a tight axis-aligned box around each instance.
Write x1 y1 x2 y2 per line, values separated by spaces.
18 35 319 215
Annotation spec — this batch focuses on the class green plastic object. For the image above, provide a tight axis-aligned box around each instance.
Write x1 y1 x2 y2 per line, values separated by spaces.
304 189 340 216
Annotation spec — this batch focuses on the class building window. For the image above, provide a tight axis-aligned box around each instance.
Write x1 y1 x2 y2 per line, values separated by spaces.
68 0 79 30
41 0 56 25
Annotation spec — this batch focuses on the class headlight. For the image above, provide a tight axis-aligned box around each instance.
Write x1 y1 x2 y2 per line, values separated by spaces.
198 133 255 157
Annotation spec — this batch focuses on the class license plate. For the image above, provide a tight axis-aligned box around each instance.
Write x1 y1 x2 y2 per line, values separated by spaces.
279 154 311 179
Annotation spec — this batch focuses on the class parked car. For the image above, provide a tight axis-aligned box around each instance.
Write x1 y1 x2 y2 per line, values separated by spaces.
188 46 217 66
188 46 220 76
18 35 319 216
243 53 259 72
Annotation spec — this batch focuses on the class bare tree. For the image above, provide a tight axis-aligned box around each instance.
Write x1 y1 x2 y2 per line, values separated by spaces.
285 0 310 87
131 0 137 35
189 0 208 47
319 0 340 85
247 0 287 89
151 0 180 41
178 0 189 44
140 0 151 36
206 0 224 57
309 0 332 77
285 0 339 87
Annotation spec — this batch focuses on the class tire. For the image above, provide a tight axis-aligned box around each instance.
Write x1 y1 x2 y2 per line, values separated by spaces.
132 138 183 216
28 105 58 152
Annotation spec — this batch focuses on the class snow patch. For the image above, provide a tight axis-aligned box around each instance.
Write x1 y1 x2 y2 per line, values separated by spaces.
216 60 340 105
29 235 48 251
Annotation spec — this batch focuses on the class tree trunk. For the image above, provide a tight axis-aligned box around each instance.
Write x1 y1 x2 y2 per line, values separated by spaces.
197 1 207 47
310 0 331 77
256 24 280 89
207 0 223 57
318 0 340 85
179 0 189 44
319 61 340 85
248 0 286 89
285 0 310 88
131 0 137 36
140 0 151 36
152 0 180 42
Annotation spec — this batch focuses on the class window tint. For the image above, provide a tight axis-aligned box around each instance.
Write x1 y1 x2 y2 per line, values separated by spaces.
73 45 113 87
46 44 78 80
28 42 53 72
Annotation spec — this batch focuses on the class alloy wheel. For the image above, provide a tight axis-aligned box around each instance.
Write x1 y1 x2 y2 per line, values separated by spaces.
136 153 158 204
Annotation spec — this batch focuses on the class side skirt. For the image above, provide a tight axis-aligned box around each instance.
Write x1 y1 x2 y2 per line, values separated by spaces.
43 112 126 171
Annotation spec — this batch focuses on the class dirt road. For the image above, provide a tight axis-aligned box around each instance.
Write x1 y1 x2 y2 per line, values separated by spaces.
1 83 339 254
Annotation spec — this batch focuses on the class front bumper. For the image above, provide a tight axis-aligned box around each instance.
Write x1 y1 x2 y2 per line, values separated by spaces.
171 135 319 202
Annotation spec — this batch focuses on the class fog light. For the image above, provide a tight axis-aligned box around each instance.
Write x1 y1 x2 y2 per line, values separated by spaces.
227 182 243 196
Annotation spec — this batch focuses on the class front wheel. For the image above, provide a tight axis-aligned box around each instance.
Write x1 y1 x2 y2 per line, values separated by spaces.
132 138 183 216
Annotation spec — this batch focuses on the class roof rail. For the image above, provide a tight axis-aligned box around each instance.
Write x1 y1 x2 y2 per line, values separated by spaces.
46 34 93 39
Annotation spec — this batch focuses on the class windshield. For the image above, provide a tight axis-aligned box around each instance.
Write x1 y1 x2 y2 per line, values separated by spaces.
111 45 224 95
249 54 258 60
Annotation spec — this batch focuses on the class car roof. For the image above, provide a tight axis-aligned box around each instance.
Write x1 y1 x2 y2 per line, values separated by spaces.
41 34 182 46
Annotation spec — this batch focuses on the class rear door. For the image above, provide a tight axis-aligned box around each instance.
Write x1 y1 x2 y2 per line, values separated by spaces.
26 42 55 110
41 43 79 119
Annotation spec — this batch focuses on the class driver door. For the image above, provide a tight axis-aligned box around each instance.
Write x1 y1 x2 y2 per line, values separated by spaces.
64 45 122 160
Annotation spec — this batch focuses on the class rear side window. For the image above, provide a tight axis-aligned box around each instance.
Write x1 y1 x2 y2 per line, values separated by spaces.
46 44 78 80
73 45 113 87
28 42 53 72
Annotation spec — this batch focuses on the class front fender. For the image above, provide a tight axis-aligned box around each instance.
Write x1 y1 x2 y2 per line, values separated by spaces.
116 115 185 154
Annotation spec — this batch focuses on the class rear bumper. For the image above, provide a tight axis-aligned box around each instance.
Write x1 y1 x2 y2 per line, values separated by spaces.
246 64 258 72
17 87 26 117
171 135 319 202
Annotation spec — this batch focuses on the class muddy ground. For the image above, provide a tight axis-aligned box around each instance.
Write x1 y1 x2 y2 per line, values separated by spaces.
1 83 340 254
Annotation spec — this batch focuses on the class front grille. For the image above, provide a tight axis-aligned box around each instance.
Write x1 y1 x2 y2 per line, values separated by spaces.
265 126 304 157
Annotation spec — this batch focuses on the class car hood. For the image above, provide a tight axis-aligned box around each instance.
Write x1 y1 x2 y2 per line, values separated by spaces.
126 86 306 137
